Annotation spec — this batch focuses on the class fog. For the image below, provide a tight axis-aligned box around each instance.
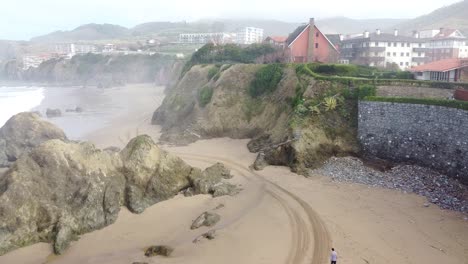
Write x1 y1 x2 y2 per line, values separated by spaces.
0 0 462 40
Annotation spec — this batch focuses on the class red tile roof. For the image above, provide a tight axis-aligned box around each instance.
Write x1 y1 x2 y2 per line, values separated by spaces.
267 36 287 43
410 58 468 72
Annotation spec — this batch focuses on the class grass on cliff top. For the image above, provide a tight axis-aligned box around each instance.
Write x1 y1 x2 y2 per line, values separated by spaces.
363 96 468 111
249 64 284 98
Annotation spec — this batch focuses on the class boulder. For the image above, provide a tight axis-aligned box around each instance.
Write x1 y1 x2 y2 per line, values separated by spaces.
190 163 233 195
190 212 221 229
0 112 67 167
0 133 235 256
144 245 174 257
46 108 62 117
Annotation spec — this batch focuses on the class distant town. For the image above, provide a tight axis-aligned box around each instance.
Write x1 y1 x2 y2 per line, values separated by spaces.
18 20 468 83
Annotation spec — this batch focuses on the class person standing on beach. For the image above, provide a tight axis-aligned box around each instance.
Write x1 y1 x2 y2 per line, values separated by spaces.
331 248 338 264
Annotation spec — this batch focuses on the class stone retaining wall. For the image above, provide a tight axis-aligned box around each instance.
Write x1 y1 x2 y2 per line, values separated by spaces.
358 101 468 183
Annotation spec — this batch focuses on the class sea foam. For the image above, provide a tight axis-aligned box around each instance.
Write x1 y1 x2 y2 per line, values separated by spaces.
0 86 45 127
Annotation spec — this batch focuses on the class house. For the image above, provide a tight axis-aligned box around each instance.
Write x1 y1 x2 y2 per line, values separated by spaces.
410 58 468 82
419 28 468 62
285 18 340 63
340 29 426 70
179 32 233 44
264 36 287 48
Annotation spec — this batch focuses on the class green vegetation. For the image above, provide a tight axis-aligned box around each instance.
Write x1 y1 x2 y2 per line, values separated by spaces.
249 64 284 97
182 43 277 76
295 64 468 90
363 96 468 111
198 86 214 107
342 84 377 99
207 66 220 80
243 98 265 122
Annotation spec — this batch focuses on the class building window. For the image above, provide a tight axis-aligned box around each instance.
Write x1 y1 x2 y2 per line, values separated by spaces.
400 62 403 66
406 52 410 56
387 52 391 56
393 42 397 47
315 43 319 48
418 52 421 57
405 62 409 66
407 43 410 47
419 43 422 47
388 42 391 47
401 52 404 56
375 42 379 46
393 52 396 56
401 43 404 47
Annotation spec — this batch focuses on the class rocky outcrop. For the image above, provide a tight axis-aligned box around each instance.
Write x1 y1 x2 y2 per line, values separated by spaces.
152 64 359 174
0 112 67 167
0 132 237 255
144 245 174 257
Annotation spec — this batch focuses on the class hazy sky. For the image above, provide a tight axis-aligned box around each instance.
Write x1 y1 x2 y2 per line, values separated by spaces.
1 0 462 40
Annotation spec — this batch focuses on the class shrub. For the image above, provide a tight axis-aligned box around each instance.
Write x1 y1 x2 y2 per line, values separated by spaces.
207 66 220 80
343 84 377 99
198 86 213 107
249 64 284 97
363 96 468 111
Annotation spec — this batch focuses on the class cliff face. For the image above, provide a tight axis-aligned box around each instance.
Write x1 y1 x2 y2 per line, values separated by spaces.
0 53 183 87
153 64 359 174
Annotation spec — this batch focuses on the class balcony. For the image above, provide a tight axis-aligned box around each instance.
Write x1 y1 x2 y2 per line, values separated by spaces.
412 57 428 63
357 47 385 52
413 48 428 52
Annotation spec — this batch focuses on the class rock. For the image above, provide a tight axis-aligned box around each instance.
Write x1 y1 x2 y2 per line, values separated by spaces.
183 187 196 197
0 112 67 167
0 139 124 255
424 203 430 207
191 212 220 230
202 230 216 240
0 131 233 255
212 183 241 197
214 204 225 210
46 108 62 117
253 152 268 170
190 163 233 195
144 245 174 257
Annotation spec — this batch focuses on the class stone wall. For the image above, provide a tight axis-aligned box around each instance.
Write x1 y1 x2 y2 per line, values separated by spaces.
358 101 468 184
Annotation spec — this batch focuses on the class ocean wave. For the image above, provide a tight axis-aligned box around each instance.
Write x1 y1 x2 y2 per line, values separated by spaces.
0 86 45 127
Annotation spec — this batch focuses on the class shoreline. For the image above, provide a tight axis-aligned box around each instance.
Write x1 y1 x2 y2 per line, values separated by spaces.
0 84 467 263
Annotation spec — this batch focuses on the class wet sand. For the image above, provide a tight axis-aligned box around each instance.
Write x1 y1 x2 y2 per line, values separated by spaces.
1 84 467 264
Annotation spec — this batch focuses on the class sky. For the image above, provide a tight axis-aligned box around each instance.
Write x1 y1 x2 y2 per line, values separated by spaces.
0 0 462 40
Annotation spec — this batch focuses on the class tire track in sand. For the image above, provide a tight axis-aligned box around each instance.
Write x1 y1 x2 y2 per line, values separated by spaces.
174 152 331 264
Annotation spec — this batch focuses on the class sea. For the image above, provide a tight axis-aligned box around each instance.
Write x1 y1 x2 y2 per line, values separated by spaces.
0 86 45 127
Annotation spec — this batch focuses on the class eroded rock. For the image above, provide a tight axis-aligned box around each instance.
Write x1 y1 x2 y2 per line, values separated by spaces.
144 245 174 257
191 212 220 230
0 112 67 167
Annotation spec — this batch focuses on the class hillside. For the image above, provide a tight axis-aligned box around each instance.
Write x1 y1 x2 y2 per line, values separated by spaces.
0 53 182 87
393 0 468 35
315 17 407 34
30 23 131 43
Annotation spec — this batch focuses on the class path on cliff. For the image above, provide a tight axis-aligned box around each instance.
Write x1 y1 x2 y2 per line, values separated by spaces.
175 152 331 264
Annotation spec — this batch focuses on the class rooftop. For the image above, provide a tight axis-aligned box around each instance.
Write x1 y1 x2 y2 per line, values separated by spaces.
344 32 423 43
410 58 468 72
266 36 288 43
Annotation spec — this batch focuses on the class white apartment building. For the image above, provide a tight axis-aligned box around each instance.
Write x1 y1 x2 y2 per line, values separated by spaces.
236 27 264 45
55 43 97 58
179 32 233 44
22 54 54 70
418 29 468 61
340 29 426 70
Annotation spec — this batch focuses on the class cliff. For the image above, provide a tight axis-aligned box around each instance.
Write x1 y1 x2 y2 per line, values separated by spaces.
0 53 183 87
152 63 360 174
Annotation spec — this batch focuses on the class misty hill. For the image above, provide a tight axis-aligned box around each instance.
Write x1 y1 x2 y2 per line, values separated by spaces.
393 0 468 35
315 17 407 34
30 23 131 43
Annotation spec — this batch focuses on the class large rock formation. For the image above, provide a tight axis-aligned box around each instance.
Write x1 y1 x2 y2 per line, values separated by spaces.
0 112 67 167
0 133 236 255
152 64 359 174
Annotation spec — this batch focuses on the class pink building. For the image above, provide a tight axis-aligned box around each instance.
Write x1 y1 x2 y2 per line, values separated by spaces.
285 18 340 63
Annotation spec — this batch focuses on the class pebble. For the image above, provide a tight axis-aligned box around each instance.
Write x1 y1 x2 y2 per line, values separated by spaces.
311 157 468 214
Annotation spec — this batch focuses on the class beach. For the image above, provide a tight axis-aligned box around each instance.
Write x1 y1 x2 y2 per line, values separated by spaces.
0 84 467 264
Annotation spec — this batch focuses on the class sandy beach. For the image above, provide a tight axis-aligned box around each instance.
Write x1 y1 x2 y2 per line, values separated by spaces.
1 84 467 264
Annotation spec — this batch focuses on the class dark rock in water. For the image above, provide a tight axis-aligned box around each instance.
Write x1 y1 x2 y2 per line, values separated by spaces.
191 212 220 229
0 112 67 167
144 245 174 257
46 108 62 117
